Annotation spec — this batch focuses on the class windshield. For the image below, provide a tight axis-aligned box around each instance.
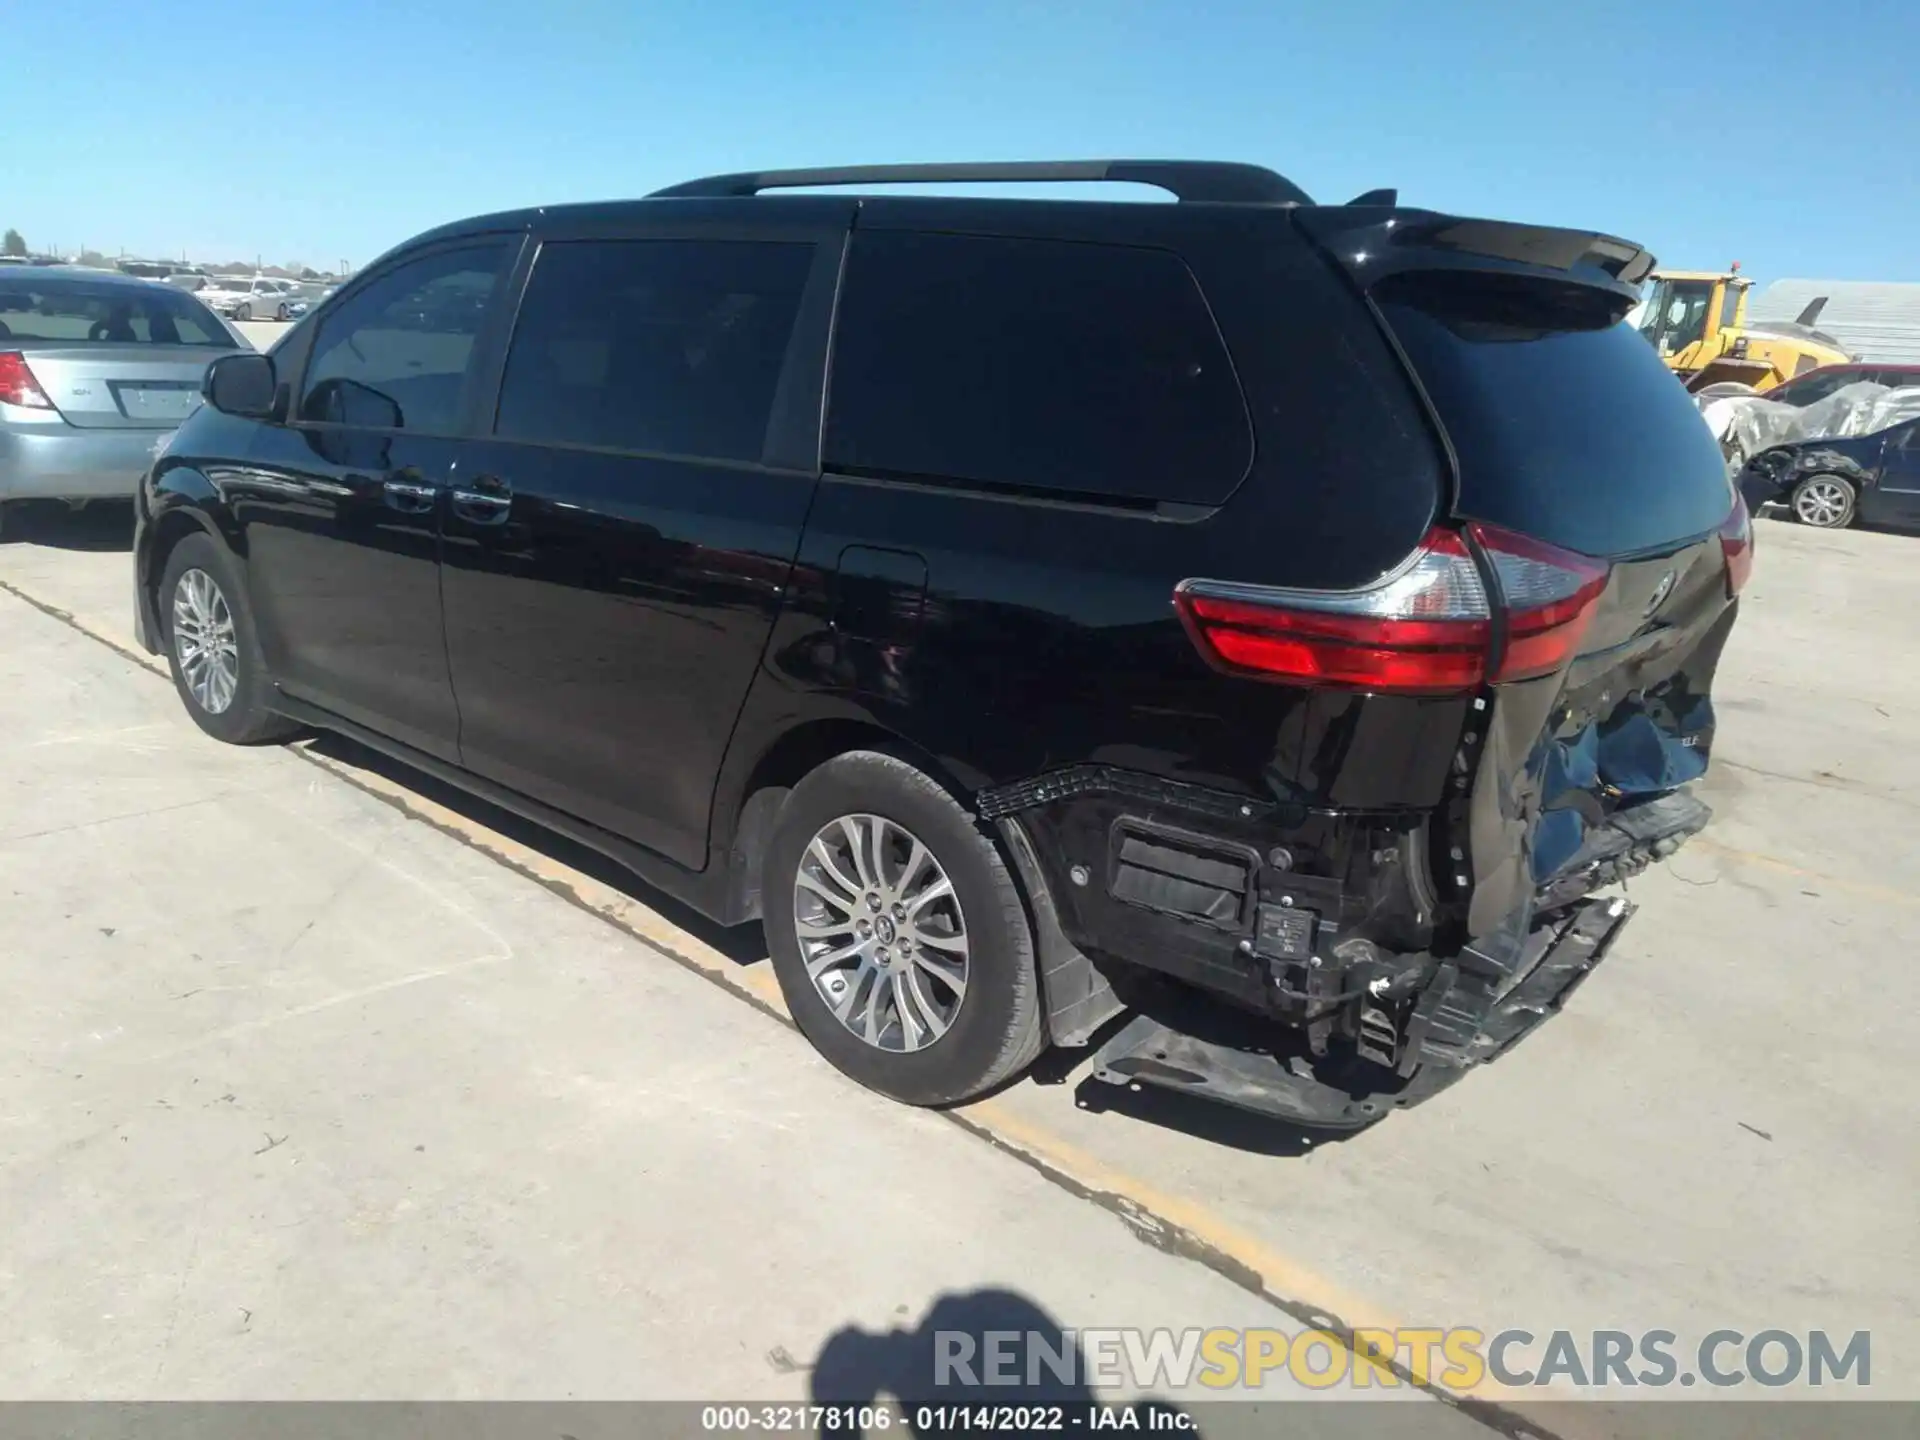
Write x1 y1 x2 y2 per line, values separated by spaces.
1635 278 1715 358
0 281 237 347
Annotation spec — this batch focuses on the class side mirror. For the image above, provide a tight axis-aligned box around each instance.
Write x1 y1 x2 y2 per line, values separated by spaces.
204 352 276 418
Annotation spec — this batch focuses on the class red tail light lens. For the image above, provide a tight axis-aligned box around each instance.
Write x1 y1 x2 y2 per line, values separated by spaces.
1475 524 1610 682
0 351 55 409
1719 493 1754 595
1175 523 1609 695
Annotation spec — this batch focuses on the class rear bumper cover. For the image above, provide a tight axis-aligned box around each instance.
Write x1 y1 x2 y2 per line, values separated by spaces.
987 759 1709 1124
0 423 168 502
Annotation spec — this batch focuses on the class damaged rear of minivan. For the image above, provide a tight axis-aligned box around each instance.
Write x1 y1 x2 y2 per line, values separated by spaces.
1048 204 1752 1125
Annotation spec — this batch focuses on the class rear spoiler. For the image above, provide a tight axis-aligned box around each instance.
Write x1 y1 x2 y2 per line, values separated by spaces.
1293 206 1656 305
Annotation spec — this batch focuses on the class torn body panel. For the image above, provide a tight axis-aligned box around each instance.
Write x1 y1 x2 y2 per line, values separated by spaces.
980 766 1444 1027
990 559 1726 1121
1465 538 1733 934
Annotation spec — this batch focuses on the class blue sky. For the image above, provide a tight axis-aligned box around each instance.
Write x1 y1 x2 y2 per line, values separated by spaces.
4 0 1913 281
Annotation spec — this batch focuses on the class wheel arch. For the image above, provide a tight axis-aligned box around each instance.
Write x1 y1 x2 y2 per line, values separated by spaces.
141 473 239 647
714 715 982 926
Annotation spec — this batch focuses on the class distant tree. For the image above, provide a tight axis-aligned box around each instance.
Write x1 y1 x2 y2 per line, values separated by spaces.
77 248 109 267
299 266 320 280
2 228 25 257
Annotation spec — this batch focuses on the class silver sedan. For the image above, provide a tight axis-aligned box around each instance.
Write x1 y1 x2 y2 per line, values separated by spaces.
0 269 248 533
198 275 299 322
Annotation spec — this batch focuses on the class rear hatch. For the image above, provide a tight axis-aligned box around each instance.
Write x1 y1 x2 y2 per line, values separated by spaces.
12 346 218 429
1295 207 1750 934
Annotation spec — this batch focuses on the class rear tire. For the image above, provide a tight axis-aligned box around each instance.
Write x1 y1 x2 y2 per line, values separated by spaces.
1792 474 1856 529
159 532 298 745
763 751 1046 1106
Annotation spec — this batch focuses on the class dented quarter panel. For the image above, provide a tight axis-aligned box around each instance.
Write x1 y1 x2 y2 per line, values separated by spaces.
1466 536 1734 934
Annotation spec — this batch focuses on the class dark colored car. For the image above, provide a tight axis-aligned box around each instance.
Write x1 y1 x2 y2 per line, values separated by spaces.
1739 417 1920 530
132 160 1749 1125
1765 363 1920 408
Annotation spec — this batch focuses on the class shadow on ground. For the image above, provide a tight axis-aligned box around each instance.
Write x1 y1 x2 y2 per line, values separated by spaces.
301 730 772 967
0 499 135 550
303 733 1390 1159
810 1288 1195 1436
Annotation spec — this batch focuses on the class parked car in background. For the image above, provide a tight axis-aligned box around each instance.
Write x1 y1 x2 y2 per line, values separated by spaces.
133 160 1749 1123
1739 416 1920 529
199 275 297 321
1 269 245 534
1765 363 1920 408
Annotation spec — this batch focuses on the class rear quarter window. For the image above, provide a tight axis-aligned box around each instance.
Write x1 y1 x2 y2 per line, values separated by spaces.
825 231 1253 506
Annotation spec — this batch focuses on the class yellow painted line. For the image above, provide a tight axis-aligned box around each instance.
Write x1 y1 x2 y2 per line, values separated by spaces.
292 744 1545 1408
0 578 168 677
5 574 1572 1416
292 744 796 1017
1690 835 1917 908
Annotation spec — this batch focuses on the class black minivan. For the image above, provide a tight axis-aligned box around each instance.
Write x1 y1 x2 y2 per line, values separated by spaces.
133 161 1750 1124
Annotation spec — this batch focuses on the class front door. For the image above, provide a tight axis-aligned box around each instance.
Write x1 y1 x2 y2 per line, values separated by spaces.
1872 421 1920 527
442 228 839 867
231 241 512 760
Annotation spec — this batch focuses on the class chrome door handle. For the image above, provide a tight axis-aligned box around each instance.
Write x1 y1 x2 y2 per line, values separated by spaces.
450 476 512 526
382 479 438 514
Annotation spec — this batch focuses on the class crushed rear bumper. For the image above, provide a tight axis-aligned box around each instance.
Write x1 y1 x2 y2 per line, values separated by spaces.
1085 891 1636 1128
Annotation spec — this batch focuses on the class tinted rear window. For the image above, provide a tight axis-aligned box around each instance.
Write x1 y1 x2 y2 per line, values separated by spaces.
0 282 233 346
495 238 813 464
1378 277 1732 557
826 231 1252 505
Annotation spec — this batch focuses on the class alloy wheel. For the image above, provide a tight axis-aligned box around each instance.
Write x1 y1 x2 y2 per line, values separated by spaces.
171 568 239 714
1795 479 1850 527
793 813 970 1052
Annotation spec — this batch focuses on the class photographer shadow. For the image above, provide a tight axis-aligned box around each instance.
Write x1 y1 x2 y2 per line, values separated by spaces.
810 1288 1196 1437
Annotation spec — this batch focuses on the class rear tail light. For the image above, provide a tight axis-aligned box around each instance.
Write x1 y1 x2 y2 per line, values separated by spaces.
1719 493 1754 595
0 351 55 409
1175 523 1609 695
1476 525 1612 682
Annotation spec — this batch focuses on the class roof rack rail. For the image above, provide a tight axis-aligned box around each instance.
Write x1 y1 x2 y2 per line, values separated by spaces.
647 160 1312 206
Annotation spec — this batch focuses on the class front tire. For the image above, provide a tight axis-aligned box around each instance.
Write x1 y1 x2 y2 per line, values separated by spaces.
275 303 289 321
763 751 1046 1106
1792 474 1856 529
234 303 251 321
159 532 298 745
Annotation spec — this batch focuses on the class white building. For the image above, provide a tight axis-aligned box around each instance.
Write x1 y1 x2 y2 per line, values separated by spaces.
1748 280 1920 364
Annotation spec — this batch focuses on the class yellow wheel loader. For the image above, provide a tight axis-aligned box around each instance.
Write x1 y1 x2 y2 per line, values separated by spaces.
1633 268 1851 393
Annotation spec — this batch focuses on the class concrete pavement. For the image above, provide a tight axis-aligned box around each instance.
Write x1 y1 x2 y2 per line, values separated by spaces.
1 576 1473 1427
1 502 1914 1421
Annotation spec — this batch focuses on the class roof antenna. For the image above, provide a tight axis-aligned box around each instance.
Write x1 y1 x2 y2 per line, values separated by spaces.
1345 187 1397 207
